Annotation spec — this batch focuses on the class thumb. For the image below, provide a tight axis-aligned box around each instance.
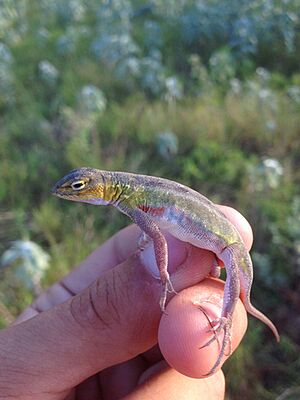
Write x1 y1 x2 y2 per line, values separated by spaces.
0 252 163 398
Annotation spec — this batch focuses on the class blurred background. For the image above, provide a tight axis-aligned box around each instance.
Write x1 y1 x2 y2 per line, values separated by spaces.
0 0 300 398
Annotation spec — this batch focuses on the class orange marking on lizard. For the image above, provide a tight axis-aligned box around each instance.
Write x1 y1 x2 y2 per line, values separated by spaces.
138 205 165 216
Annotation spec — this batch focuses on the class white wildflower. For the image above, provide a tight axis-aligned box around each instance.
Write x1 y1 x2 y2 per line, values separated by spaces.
1 240 50 293
78 85 107 114
38 60 59 85
156 131 178 160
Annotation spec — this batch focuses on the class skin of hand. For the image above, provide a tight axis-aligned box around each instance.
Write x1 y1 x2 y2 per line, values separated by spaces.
0 205 251 400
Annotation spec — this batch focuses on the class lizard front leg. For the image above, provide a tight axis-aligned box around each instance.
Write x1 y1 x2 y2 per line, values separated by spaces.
124 208 176 311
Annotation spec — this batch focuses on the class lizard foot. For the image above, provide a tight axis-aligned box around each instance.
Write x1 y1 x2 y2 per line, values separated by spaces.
200 316 233 376
200 316 228 348
159 277 177 313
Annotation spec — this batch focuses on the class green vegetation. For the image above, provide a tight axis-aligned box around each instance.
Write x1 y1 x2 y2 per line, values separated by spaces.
1 1 300 398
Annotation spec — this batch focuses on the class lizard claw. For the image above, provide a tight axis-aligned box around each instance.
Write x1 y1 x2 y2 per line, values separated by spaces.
199 317 227 349
200 317 229 349
200 316 233 376
159 277 177 312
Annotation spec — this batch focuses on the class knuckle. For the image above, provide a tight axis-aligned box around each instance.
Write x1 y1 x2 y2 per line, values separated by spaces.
69 273 121 330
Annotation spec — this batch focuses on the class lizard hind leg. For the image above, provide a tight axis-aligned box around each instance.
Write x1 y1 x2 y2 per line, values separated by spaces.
199 244 241 374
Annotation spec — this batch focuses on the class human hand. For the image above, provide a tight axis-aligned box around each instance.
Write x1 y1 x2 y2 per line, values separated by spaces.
0 206 251 400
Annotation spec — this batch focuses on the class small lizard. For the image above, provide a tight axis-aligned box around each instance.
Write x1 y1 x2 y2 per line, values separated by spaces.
51 167 280 375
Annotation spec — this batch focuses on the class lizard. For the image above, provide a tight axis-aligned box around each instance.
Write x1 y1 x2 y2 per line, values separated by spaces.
51 167 280 375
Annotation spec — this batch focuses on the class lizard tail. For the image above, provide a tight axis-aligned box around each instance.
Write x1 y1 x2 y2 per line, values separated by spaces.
239 251 280 342
242 296 280 342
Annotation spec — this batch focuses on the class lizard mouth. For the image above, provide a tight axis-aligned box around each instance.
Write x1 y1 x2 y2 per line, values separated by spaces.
50 184 59 195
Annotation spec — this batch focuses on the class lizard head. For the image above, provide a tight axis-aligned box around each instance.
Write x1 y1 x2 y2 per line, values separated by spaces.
51 167 110 205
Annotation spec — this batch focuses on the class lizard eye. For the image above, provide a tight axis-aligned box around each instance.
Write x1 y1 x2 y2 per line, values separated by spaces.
71 180 87 191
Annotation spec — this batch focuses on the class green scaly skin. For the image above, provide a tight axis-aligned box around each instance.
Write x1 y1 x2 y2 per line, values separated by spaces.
52 167 280 375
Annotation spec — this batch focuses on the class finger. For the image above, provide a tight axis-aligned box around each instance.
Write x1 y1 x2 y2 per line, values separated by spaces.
1 249 225 397
158 279 247 377
125 363 225 400
15 227 191 323
0 253 173 398
99 357 147 399
74 375 101 400
3 205 251 396
16 204 252 322
14 225 142 323
217 205 253 251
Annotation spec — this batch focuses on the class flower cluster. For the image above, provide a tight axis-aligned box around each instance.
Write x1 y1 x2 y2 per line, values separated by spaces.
1 241 50 293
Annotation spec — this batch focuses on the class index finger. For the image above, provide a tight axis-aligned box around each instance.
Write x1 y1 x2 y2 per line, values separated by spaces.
16 205 252 322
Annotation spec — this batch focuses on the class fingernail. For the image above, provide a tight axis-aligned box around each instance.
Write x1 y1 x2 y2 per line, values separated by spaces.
139 243 160 278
